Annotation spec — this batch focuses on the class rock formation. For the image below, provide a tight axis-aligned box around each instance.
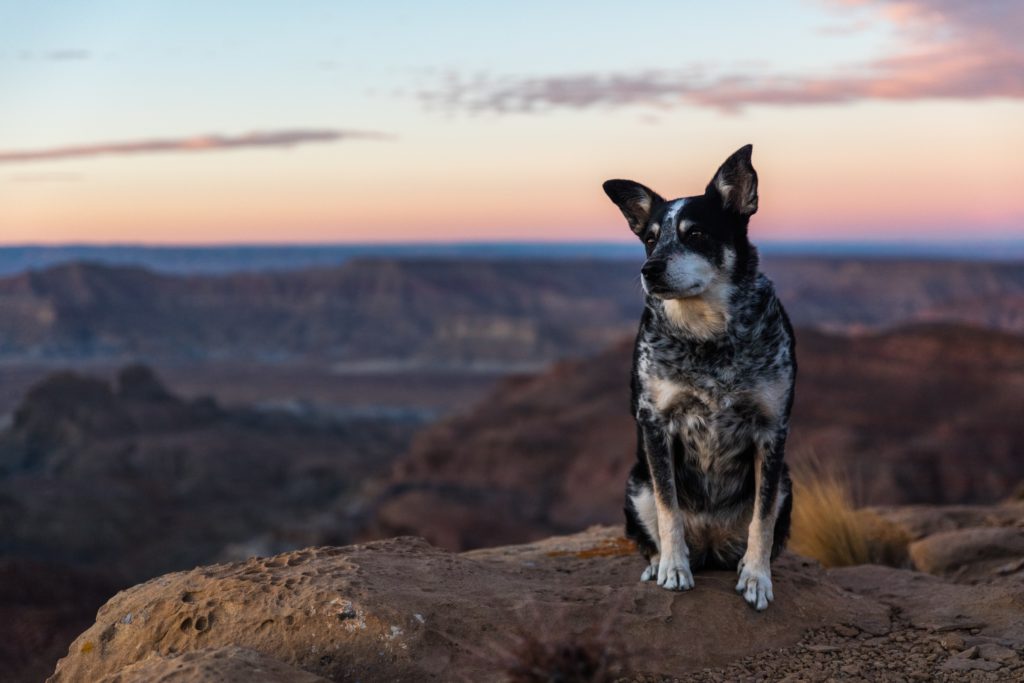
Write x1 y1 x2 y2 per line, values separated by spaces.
50 503 1024 682
1 258 1021 365
0 366 416 583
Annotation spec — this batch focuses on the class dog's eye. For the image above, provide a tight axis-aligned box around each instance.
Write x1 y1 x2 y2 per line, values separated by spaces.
645 237 656 246
687 230 706 240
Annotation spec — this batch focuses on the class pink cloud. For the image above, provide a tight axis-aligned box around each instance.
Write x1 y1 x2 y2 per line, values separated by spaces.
0 129 392 164
419 0 1024 113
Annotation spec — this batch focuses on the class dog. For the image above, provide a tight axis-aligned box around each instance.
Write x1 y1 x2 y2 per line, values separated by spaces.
602 144 795 611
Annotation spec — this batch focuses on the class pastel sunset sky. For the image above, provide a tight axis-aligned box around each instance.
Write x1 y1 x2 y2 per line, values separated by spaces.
1 0 1022 245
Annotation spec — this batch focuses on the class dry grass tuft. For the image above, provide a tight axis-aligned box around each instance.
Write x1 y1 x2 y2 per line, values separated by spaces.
789 457 910 568
478 600 632 683
497 627 627 683
856 508 912 568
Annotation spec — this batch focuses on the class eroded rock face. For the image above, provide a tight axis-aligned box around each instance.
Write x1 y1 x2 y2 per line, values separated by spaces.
50 527 890 682
0 366 416 584
368 326 1024 552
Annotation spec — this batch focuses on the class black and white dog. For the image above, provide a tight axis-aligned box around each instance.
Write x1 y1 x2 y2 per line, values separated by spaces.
603 145 795 611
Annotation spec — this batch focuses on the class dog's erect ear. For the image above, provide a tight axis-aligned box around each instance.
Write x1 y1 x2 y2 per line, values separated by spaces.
602 179 664 235
707 144 758 216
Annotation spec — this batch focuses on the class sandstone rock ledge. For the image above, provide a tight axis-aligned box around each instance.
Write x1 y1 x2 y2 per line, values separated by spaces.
49 526 1022 682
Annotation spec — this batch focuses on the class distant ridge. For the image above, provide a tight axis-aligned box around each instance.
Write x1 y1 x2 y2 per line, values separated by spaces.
0 239 1021 276
0 244 640 276
0 258 1020 365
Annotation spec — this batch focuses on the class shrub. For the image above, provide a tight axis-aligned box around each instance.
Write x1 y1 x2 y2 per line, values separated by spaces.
789 457 909 568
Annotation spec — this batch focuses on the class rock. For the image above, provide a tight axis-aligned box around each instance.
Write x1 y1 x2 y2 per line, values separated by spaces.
834 624 859 638
115 365 176 403
993 557 1024 576
938 632 965 651
940 656 1001 672
870 504 1024 541
909 527 1024 580
977 643 1019 664
829 564 1024 643
805 645 844 653
97 647 330 683
367 327 1024 552
0 366 418 584
962 634 1017 649
959 645 979 659
50 527 891 682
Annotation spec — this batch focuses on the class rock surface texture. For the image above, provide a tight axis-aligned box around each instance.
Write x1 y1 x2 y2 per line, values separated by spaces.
50 521 1024 682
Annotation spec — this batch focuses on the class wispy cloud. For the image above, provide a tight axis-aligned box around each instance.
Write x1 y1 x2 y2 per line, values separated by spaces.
8 172 84 183
5 49 93 61
44 49 91 61
0 129 392 164
418 0 1024 114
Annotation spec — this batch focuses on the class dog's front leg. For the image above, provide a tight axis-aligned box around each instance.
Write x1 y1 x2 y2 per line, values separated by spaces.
737 428 788 610
639 414 693 591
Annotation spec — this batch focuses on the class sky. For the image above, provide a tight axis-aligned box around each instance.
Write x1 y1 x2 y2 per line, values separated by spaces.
0 0 1022 245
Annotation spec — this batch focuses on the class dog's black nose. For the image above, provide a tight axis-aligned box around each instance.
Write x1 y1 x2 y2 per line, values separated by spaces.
641 259 666 279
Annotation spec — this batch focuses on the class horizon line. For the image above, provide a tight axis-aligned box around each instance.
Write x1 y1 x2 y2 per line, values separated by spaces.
2 237 1023 249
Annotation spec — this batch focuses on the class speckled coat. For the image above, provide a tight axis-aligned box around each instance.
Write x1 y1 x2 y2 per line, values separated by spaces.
626 269 795 569
604 144 796 610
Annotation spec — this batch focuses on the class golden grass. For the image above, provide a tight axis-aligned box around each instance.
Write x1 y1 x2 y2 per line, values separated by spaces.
789 457 910 568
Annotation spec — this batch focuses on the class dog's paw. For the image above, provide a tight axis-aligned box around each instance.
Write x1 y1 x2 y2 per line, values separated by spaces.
640 555 659 582
735 559 773 611
657 552 694 591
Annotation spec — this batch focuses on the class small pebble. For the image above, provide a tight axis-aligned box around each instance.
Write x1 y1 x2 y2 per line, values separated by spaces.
834 624 859 638
957 645 979 660
938 632 965 651
978 643 1019 664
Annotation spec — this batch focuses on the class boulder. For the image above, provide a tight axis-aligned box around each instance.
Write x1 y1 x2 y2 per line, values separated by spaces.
870 502 1024 541
909 527 1024 581
50 527 890 682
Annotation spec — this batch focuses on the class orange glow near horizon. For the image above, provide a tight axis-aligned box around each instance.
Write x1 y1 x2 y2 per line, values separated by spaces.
3 100 1023 245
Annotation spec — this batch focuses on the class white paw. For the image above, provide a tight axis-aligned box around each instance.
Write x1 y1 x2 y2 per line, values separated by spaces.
657 552 694 591
735 558 773 611
640 555 659 582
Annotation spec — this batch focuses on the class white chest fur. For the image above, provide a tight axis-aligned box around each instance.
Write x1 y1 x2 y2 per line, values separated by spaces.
641 372 787 471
